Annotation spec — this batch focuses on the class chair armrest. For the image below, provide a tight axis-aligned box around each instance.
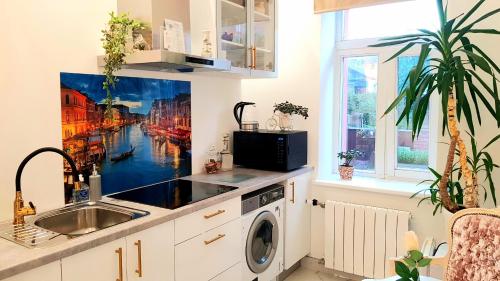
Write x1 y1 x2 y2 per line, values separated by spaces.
386 256 448 276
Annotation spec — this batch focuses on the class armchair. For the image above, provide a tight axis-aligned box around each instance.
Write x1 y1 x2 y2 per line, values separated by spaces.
388 208 500 281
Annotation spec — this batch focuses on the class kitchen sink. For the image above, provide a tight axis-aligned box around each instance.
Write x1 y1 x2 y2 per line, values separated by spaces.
0 202 149 248
34 202 148 237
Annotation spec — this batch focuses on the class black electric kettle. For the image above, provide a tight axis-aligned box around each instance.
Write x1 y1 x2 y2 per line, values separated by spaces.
233 102 258 131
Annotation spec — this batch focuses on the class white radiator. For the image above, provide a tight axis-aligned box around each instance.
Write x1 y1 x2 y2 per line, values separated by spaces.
324 201 410 279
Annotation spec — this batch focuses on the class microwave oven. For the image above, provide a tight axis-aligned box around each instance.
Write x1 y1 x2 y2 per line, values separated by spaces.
233 130 307 171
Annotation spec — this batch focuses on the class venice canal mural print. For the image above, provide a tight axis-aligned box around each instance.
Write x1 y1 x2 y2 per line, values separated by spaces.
60 73 191 199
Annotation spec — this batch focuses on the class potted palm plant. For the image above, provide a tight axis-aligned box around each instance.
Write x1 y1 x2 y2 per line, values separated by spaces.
371 0 499 213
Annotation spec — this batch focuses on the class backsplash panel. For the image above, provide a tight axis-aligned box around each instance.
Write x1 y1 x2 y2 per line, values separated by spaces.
60 73 192 200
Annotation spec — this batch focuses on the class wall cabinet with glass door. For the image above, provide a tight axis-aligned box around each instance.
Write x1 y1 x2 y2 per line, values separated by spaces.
217 0 277 77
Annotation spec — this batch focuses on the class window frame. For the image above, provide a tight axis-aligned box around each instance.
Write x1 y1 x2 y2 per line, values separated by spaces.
331 13 438 180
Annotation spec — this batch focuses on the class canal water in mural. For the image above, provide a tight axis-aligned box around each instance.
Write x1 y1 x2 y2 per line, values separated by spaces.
59 73 191 201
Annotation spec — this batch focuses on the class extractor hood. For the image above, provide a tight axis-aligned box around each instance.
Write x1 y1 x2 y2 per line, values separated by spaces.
97 50 231 73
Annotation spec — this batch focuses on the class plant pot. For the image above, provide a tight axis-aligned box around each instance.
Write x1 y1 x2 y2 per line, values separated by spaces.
338 165 354 180
278 112 293 131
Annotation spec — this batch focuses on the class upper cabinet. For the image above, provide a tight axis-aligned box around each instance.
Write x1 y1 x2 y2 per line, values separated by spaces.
218 0 277 77
101 0 277 78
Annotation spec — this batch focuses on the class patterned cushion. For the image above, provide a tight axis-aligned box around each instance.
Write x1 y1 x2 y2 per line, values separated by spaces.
446 213 500 281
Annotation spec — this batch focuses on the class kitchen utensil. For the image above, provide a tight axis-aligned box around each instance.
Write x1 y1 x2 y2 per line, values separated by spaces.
234 102 259 131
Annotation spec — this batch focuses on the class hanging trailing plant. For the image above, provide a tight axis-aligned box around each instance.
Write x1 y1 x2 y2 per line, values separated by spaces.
101 12 145 120
371 0 499 213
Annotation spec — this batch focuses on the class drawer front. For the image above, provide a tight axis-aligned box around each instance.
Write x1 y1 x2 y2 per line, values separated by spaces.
175 219 242 281
209 263 242 281
175 197 241 244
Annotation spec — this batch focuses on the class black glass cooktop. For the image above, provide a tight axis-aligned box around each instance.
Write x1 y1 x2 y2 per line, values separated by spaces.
109 179 238 210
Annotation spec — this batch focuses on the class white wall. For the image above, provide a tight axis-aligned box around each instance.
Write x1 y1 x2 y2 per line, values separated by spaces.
0 1 240 221
242 0 500 259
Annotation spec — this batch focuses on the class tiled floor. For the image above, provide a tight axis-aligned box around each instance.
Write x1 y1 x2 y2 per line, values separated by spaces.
284 267 352 281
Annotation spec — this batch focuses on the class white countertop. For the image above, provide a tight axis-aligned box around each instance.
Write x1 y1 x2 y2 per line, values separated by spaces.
0 166 312 280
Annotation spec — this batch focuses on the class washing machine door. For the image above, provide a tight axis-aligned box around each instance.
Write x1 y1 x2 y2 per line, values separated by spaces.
246 210 279 273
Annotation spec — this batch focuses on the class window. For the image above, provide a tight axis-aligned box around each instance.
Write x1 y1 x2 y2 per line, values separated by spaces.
342 56 378 171
65 94 70 105
343 0 439 40
331 1 438 179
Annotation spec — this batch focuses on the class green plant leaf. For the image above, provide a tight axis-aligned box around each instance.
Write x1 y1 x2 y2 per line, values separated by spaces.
385 43 417 63
468 70 498 103
453 0 485 32
411 268 420 281
395 261 412 278
460 50 492 75
369 38 422 48
465 76 497 118
451 8 500 46
418 258 432 267
409 250 423 261
463 29 500 35
433 203 441 216
484 159 497 206
436 0 447 27
481 134 500 151
404 257 416 268
470 45 500 73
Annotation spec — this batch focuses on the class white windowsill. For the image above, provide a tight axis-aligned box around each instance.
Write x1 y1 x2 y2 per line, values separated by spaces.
314 175 430 198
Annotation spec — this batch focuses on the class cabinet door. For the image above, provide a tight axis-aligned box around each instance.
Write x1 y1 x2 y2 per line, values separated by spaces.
284 172 312 269
218 0 251 74
62 238 127 281
126 222 174 281
4 261 61 281
209 263 241 281
250 0 277 76
175 219 241 281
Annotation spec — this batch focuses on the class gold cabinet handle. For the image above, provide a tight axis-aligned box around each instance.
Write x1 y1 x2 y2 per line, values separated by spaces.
115 247 124 281
204 209 225 219
252 47 257 69
134 240 143 277
204 234 225 245
290 182 295 204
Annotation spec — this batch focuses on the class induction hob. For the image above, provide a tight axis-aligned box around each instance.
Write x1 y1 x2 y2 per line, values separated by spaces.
108 179 238 210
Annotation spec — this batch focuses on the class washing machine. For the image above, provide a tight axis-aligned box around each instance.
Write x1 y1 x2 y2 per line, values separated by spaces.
242 184 284 281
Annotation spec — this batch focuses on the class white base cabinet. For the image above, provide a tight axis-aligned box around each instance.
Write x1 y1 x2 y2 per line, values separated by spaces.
61 238 126 281
4 261 61 281
126 222 174 281
209 263 241 281
284 172 312 269
175 218 242 281
61 221 174 281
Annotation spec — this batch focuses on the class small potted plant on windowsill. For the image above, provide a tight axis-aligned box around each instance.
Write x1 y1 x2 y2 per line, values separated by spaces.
337 150 363 180
273 101 309 131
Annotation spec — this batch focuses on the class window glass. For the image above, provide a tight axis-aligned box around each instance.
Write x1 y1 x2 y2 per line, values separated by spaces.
343 0 439 40
396 56 429 170
342 56 378 171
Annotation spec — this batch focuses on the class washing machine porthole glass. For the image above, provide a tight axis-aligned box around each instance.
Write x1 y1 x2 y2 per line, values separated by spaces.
251 220 274 264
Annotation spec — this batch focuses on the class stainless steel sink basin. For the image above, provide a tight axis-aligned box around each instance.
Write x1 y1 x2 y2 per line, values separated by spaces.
34 202 148 237
0 202 149 248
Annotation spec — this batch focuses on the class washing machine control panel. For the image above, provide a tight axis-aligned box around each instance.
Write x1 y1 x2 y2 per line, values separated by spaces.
242 184 284 215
